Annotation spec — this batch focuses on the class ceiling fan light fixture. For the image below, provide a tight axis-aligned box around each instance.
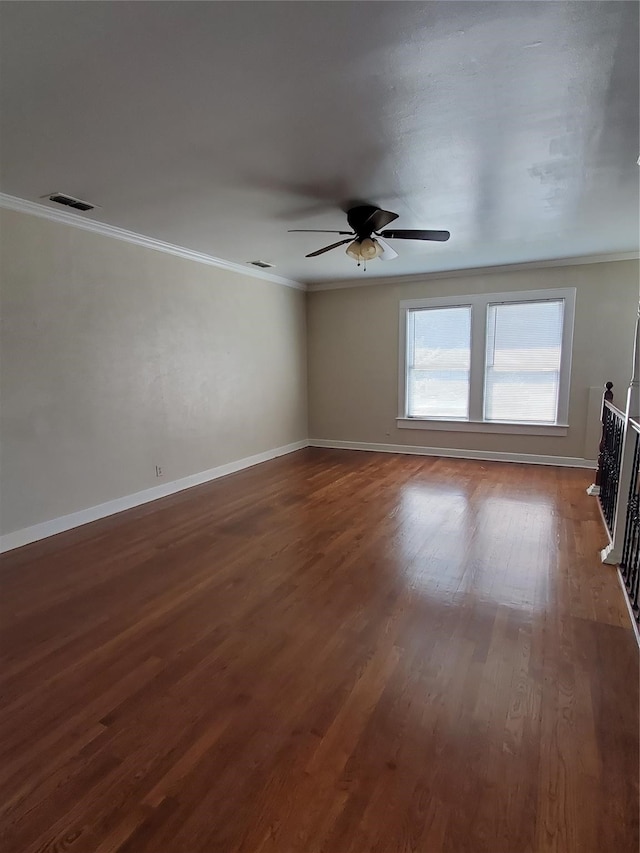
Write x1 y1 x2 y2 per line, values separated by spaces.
346 239 362 260
346 237 383 263
360 237 382 260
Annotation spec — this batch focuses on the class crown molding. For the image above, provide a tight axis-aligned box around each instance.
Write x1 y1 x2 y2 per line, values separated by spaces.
0 193 306 291
4 192 635 295
307 251 640 292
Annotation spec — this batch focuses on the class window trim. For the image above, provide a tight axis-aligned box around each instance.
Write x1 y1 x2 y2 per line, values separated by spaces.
397 287 576 434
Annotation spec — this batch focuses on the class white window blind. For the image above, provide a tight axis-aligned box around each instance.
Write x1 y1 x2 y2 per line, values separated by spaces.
484 299 564 423
407 306 471 419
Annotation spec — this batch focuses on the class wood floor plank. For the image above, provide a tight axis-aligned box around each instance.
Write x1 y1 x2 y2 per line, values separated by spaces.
0 448 637 852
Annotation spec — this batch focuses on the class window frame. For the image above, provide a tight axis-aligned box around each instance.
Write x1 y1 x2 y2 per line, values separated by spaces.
397 287 576 436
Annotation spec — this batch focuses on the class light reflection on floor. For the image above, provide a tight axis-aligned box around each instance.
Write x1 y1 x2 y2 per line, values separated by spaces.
396 481 559 611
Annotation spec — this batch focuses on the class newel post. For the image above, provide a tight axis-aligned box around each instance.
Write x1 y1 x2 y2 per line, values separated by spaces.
601 301 640 564
587 382 614 496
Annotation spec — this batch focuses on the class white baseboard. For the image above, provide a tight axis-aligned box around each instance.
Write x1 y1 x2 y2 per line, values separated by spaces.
600 542 620 565
594 497 614 558
616 568 640 648
1 438 597 554
0 440 309 553
308 439 597 469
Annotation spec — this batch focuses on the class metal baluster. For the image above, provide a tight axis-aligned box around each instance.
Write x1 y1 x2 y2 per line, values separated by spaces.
599 407 611 531
620 429 640 623
621 431 639 586
599 406 625 536
593 382 614 494
629 434 640 617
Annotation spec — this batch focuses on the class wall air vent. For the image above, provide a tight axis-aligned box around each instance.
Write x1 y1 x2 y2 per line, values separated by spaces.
247 260 274 269
45 192 95 212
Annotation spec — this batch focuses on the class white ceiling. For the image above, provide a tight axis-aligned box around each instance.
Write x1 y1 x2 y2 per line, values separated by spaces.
1 1 638 284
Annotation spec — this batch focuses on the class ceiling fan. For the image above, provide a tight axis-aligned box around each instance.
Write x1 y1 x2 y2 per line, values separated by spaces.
288 205 450 267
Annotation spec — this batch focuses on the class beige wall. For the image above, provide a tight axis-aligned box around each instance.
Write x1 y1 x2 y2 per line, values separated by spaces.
0 209 307 535
308 260 639 460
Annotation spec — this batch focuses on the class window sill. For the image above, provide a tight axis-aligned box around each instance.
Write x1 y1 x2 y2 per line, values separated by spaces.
396 418 569 436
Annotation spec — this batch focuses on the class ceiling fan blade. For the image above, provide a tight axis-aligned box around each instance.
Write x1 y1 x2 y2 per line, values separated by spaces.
376 237 399 261
288 229 354 235
305 238 353 258
379 229 450 242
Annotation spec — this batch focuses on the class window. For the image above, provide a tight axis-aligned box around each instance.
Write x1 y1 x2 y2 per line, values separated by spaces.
399 288 575 434
484 300 564 423
407 306 471 419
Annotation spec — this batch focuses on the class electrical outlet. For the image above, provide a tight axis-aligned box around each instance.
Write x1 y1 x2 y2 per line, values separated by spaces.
155 465 163 477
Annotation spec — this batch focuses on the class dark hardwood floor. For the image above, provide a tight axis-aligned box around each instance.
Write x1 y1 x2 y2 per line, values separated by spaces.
0 448 638 852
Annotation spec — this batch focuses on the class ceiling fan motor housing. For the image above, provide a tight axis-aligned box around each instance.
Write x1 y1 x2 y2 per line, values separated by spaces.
347 205 398 238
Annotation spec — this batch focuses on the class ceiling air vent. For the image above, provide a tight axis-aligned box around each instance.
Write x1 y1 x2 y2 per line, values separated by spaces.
247 260 274 269
45 192 95 212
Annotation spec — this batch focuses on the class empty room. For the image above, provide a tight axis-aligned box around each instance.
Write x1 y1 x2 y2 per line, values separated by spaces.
1 2 639 851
